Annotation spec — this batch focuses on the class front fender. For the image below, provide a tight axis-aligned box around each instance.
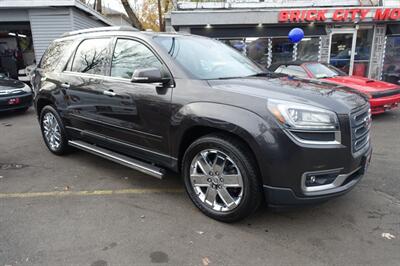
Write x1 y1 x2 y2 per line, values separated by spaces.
170 102 279 183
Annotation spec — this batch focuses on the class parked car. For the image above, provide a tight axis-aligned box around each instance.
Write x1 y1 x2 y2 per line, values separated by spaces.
0 72 33 112
32 27 372 222
270 61 400 115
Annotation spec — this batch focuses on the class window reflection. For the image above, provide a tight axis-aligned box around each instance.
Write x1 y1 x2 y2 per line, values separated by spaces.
71 38 110 75
41 40 72 71
111 39 163 79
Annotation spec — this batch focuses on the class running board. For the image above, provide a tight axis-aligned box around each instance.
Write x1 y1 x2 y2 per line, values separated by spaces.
68 140 164 179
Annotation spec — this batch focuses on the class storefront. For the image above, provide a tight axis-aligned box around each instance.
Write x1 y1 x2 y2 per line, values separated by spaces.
169 5 400 83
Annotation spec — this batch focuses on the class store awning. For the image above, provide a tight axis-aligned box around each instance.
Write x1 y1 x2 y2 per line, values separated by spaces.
387 24 400 35
190 25 326 38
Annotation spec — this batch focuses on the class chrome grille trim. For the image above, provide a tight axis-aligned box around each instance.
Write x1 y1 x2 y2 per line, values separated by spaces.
350 105 371 154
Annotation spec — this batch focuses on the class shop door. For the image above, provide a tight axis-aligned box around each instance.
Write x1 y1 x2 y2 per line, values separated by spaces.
329 29 357 75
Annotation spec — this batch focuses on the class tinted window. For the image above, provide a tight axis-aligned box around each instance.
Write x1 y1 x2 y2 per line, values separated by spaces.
71 38 110 75
280 65 308 78
111 39 163 79
41 40 72 71
154 36 263 80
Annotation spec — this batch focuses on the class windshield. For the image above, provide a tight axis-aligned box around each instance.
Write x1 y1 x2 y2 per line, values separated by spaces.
306 63 343 79
154 36 264 79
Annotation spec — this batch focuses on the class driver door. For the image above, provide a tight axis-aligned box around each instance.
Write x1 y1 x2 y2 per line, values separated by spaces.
100 38 173 157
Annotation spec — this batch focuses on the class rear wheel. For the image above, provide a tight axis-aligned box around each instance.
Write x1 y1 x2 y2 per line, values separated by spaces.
182 134 262 222
39 105 70 155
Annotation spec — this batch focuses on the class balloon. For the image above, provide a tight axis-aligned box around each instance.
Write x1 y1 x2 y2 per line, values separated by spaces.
288 28 304 43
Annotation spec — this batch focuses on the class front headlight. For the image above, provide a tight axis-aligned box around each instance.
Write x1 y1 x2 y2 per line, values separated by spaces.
267 99 339 130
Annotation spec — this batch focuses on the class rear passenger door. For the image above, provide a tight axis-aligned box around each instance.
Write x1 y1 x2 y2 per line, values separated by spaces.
62 37 115 137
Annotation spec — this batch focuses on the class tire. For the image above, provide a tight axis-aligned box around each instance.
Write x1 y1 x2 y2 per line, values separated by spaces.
39 105 70 155
182 134 263 222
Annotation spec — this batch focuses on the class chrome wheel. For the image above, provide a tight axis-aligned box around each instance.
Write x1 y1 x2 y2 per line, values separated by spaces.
190 149 243 212
42 112 61 151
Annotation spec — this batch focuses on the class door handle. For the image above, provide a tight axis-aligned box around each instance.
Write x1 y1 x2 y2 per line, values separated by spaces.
103 90 116 97
61 82 70 89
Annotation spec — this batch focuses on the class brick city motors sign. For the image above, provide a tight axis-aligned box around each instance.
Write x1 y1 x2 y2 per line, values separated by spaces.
278 8 400 23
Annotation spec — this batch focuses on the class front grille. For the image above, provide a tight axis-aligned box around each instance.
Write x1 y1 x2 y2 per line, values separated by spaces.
350 105 371 154
371 89 400 99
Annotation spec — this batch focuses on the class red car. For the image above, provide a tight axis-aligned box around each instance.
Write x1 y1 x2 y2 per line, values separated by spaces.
271 62 400 114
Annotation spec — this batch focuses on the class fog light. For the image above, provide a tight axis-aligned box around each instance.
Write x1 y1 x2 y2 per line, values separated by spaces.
305 173 338 187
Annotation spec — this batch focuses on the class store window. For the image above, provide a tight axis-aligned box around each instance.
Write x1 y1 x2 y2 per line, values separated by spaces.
353 29 373 77
220 36 321 69
296 37 320 62
271 38 293 64
221 37 269 67
382 36 400 85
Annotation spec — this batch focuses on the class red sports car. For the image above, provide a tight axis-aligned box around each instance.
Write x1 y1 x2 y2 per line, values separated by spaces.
271 62 400 114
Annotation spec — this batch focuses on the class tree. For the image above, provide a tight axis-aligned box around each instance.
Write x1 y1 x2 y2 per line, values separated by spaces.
120 0 143 30
139 0 173 31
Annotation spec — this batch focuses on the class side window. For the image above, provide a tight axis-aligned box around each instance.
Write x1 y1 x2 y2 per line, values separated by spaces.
111 39 164 79
71 38 110 75
40 40 72 72
282 65 308 78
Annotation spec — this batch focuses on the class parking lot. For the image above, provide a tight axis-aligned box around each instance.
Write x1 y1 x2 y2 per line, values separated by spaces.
0 108 399 265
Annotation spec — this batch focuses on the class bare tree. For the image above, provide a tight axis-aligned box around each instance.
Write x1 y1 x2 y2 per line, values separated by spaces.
95 0 102 13
120 0 143 30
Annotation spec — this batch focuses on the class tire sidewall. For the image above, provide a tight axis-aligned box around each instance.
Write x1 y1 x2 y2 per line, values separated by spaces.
182 136 258 221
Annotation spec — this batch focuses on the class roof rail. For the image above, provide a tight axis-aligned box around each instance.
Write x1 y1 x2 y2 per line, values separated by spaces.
61 26 138 37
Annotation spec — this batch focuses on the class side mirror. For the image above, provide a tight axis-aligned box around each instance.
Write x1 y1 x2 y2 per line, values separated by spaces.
131 67 169 84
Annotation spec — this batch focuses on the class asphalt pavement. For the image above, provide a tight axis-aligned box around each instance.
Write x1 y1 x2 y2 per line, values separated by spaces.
0 108 399 265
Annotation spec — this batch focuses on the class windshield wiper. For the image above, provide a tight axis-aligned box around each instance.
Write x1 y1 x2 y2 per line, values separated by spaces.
246 72 276 78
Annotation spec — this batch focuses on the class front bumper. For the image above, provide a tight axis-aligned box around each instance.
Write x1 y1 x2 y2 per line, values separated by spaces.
263 147 372 207
0 92 33 112
370 94 400 114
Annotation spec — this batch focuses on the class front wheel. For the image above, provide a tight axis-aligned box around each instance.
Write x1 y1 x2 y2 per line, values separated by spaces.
182 134 262 222
39 105 70 155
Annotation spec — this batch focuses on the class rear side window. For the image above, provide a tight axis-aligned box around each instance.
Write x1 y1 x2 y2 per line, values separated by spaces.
111 39 163 79
71 38 110 75
40 40 72 72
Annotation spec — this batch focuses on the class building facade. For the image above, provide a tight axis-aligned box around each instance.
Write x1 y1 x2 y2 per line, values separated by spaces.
0 0 113 78
169 0 400 84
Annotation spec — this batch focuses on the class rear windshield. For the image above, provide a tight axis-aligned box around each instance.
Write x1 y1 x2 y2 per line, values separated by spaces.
154 36 263 80
40 40 73 72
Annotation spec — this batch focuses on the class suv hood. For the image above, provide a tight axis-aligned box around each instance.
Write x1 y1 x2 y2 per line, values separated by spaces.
208 76 368 113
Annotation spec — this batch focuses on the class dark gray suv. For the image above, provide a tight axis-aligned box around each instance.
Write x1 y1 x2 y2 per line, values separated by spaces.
32 27 372 222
